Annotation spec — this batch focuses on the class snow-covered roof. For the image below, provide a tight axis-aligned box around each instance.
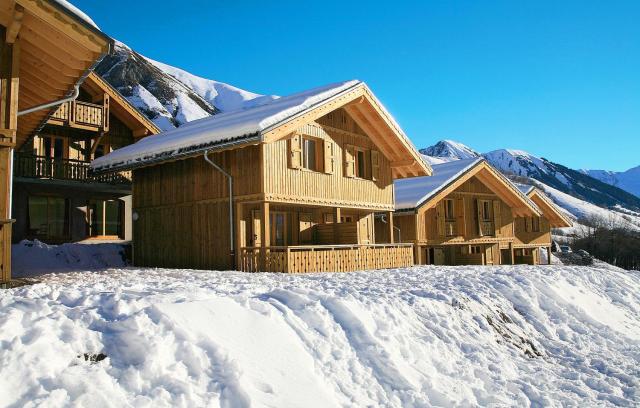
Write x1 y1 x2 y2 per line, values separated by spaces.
514 183 535 196
395 158 483 210
52 0 100 29
91 80 362 172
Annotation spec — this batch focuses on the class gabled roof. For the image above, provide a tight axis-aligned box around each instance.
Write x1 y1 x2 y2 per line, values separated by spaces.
394 158 541 217
90 81 431 178
83 72 160 137
524 186 573 228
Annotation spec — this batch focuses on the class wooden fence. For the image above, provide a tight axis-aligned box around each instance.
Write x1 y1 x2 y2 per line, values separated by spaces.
240 243 414 273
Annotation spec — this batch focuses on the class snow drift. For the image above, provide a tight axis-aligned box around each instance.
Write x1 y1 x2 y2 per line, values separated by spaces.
1 262 638 406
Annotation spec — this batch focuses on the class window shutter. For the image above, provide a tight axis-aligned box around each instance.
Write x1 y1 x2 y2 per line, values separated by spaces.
323 140 335 174
525 217 532 232
455 197 466 237
288 134 302 169
476 199 484 236
493 200 501 236
436 201 445 237
370 149 380 181
344 144 355 178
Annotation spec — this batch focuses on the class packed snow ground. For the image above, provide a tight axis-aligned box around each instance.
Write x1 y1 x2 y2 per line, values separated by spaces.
2 247 639 407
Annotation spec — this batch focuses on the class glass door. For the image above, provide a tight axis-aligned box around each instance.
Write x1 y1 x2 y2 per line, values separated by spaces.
88 199 123 238
28 196 70 242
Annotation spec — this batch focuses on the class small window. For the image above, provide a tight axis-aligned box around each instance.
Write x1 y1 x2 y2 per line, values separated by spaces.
323 213 335 224
444 199 455 220
340 215 354 223
470 245 482 254
355 149 366 178
532 217 540 232
481 201 491 221
302 137 317 171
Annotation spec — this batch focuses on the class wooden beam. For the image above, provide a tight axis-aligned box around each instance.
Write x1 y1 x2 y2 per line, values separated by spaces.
6 4 24 44
387 211 394 243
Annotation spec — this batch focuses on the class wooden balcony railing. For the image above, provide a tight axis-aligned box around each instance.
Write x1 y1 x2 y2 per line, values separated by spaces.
240 243 414 273
479 221 495 236
48 99 108 132
14 154 130 185
445 220 456 237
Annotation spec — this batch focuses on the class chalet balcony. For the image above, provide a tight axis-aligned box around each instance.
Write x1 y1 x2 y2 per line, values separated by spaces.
479 221 495 236
14 153 130 185
239 243 414 273
47 99 109 132
444 220 456 237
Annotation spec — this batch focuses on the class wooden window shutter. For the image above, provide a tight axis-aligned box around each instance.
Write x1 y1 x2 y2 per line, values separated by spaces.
370 150 380 181
323 140 335 174
436 201 445 237
493 200 502 236
288 134 302 169
344 144 355 178
525 217 532 232
455 197 466 237
476 199 484 236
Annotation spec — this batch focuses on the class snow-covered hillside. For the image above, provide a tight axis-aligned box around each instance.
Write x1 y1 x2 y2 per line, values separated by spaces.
1 261 638 407
583 166 640 199
95 42 277 130
421 140 640 232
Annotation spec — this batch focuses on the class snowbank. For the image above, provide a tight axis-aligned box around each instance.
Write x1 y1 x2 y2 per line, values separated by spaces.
12 240 127 277
1 264 638 406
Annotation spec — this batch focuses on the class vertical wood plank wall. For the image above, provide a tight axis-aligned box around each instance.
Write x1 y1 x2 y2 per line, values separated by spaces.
264 109 394 209
132 145 262 269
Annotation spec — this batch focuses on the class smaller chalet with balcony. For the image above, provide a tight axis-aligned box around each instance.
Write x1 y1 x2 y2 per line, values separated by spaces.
513 183 573 264
91 80 431 273
390 158 557 266
13 72 159 243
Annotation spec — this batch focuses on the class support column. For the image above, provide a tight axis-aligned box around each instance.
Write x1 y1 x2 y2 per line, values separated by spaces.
333 207 341 244
548 246 552 265
234 201 243 270
260 201 270 270
510 244 515 265
0 25 20 284
387 211 394 243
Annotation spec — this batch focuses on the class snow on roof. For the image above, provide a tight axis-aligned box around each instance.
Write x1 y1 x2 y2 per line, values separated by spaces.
91 80 361 172
394 158 483 210
52 0 100 29
514 183 535 196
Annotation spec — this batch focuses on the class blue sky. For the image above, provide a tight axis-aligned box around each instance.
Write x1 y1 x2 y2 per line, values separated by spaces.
76 0 639 171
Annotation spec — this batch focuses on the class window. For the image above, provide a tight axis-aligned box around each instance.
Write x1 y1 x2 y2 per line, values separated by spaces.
444 199 455 220
481 200 492 221
28 196 70 241
532 217 540 232
340 215 354 223
302 137 317 171
470 245 482 254
355 149 366 178
270 212 287 246
89 199 123 237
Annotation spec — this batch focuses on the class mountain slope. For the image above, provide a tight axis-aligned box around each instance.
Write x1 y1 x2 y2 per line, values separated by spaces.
582 166 640 199
419 140 480 163
95 42 277 130
422 140 640 231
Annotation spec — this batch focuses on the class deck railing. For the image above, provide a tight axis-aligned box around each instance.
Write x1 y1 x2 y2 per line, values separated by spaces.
444 220 457 237
14 153 130 185
49 100 107 131
240 243 414 273
479 221 495 236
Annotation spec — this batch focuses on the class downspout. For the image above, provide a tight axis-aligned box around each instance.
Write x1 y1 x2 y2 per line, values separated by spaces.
204 150 234 257
11 43 112 219
380 214 401 243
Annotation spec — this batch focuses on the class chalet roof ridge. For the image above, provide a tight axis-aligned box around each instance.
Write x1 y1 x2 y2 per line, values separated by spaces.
525 186 574 227
90 79 430 178
394 158 541 216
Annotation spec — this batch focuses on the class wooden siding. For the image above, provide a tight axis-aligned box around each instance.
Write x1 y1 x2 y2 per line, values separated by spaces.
513 216 552 246
263 109 394 210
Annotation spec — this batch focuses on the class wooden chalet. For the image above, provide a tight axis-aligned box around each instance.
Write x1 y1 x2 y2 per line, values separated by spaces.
512 184 573 264
12 71 159 243
0 0 113 283
390 158 546 266
91 80 431 273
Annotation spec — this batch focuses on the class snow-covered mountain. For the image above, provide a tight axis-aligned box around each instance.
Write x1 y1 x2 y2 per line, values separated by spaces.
95 41 277 130
582 166 640 199
422 140 640 232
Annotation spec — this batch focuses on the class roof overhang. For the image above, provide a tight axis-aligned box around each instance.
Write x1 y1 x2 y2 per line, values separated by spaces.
261 82 432 179
527 189 573 228
408 160 541 217
0 0 113 148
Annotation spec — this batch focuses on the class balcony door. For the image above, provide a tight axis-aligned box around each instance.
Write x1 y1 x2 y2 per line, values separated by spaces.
88 199 123 239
